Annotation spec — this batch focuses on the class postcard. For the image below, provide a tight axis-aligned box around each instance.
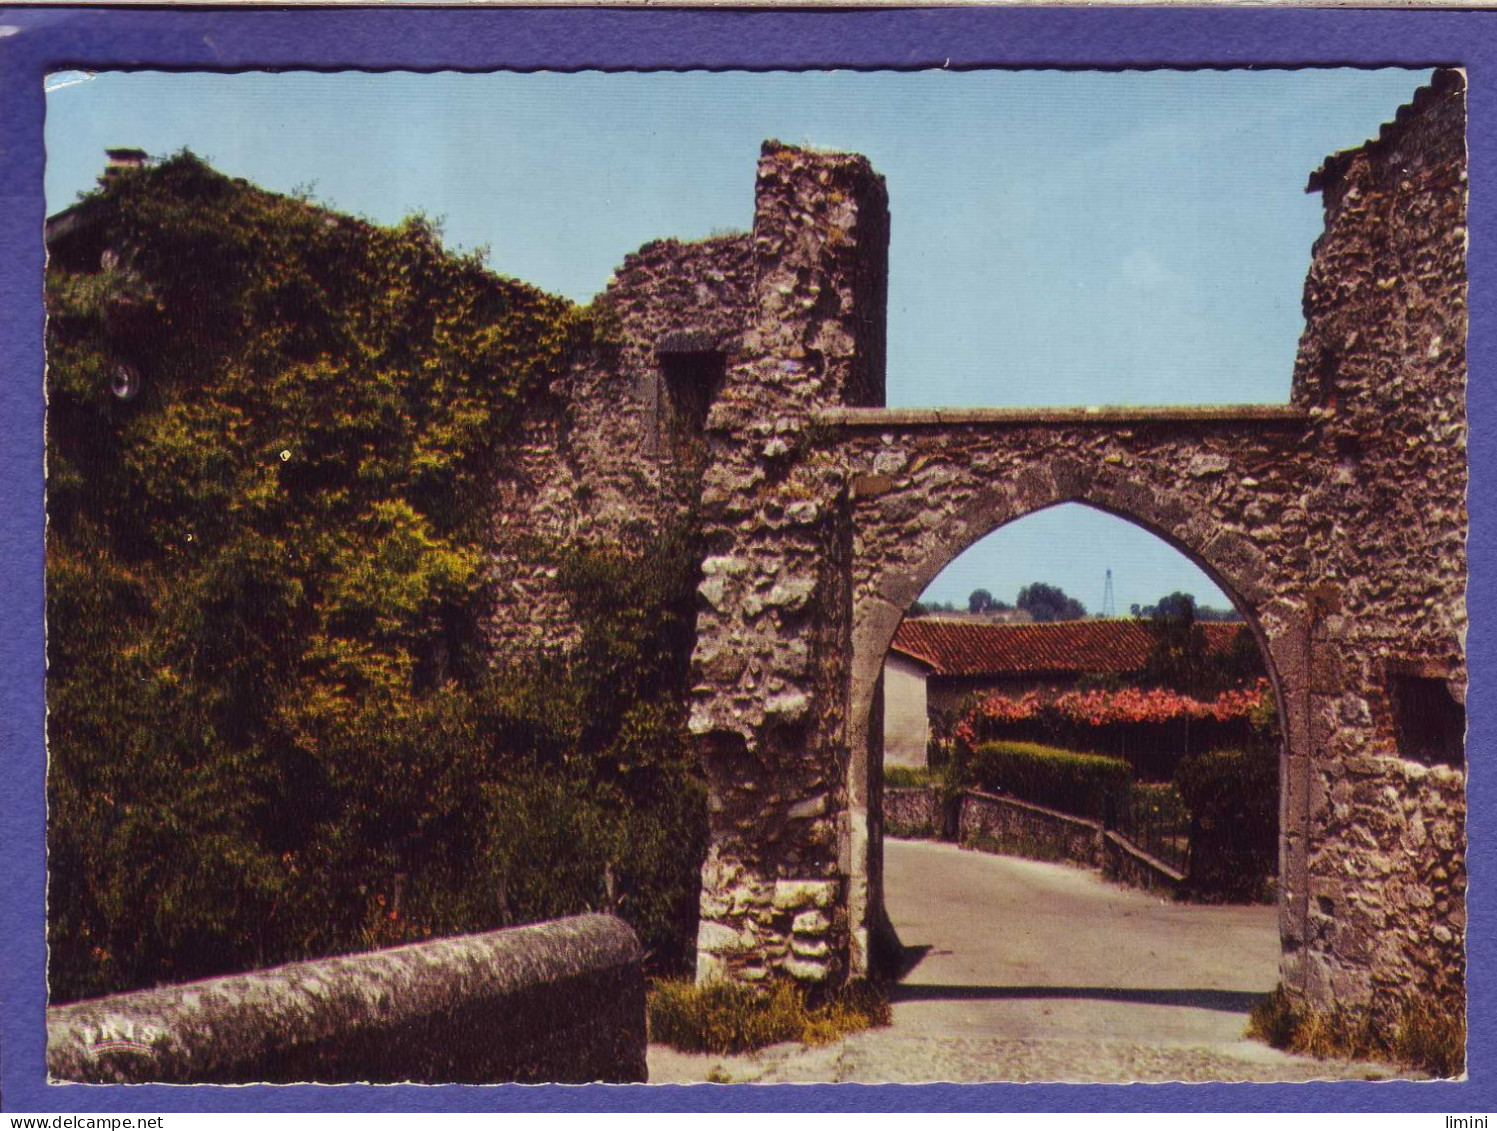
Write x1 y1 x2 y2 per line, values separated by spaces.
1 6 1487 1117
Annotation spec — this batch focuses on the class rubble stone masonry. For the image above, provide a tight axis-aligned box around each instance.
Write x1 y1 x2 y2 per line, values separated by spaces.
1292 68 1467 1019
485 231 754 656
482 72 1466 1020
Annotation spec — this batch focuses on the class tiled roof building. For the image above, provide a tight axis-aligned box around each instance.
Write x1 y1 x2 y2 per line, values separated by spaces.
882 617 1247 769
889 618 1244 677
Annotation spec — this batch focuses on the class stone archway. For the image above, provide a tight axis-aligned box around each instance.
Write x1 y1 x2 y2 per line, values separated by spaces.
480 70 1465 1025
680 70 1466 1023
843 488 1303 983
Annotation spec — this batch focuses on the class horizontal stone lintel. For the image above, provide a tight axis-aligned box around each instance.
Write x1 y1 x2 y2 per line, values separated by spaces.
813 404 1309 429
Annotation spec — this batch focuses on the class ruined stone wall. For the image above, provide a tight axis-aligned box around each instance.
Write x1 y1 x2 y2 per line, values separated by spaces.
831 69 1467 1016
486 233 754 657
688 143 890 984
478 139 895 984
1294 66 1467 718
472 74 1465 1020
1290 67 1467 1017
479 140 894 988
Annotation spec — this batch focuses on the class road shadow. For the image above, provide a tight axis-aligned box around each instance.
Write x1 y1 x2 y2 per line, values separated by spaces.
890 983 1268 1015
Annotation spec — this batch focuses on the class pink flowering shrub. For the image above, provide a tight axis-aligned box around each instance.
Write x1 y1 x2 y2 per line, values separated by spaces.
955 679 1277 780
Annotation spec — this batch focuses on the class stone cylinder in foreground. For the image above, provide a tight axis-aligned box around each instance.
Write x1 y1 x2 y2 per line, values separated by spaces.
47 913 646 1085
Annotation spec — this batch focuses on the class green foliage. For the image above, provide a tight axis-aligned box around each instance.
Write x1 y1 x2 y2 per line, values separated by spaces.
45 153 706 1000
968 741 1132 822
647 978 890 1055
1143 592 1264 699
1126 781 1189 836
1016 582 1086 623
1173 748 1278 900
558 522 703 752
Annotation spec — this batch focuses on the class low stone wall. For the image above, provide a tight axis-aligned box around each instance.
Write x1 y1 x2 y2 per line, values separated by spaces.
958 791 1104 868
48 914 647 1085
1102 830 1186 895
884 787 941 838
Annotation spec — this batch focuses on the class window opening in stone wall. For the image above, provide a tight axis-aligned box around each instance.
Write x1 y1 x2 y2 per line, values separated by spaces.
1388 673 1465 769
659 349 725 464
876 504 1282 1036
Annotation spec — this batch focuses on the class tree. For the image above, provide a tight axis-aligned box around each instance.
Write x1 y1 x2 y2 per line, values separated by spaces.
1133 592 1242 622
1142 591 1263 696
1016 582 1087 623
969 588 996 614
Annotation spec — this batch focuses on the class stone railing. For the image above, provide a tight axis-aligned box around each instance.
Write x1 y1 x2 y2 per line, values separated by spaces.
884 786 944 839
47 913 647 1085
885 788 1185 895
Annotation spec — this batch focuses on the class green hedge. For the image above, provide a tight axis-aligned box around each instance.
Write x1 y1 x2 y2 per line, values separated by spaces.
968 741 1132 823
1174 748 1278 899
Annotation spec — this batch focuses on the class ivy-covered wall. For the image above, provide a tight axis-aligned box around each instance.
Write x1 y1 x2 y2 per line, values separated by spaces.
45 154 706 1002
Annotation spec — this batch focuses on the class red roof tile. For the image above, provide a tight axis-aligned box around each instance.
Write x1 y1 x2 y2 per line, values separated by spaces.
889 618 1245 678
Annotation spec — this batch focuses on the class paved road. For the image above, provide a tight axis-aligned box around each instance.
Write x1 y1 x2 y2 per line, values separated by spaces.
649 839 1406 1084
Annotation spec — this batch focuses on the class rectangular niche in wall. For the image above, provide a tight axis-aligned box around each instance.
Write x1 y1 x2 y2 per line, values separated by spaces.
1388 670 1466 769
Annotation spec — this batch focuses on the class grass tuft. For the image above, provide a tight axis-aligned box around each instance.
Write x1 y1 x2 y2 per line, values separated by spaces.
1245 986 1300 1048
884 765 932 790
1247 986 1465 1078
1394 998 1467 1078
648 976 890 1055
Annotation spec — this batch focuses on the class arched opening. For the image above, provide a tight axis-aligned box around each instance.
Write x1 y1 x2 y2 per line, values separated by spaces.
853 500 1297 1049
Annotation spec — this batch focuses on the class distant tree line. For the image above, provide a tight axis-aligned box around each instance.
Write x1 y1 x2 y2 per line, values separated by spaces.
1132 594 1243 622
909 583 1243 625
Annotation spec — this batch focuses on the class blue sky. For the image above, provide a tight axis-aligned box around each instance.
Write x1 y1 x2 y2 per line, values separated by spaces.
45 68 1431 614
